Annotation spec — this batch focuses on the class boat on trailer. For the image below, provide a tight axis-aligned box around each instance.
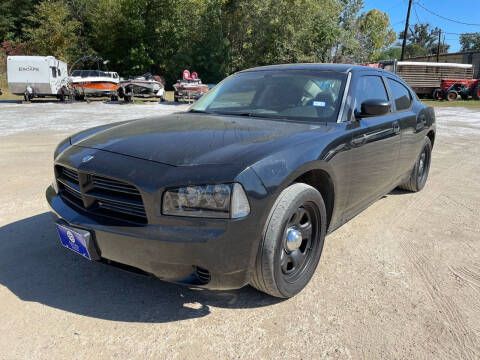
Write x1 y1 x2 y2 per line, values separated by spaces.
119 73 166 102
173 70 209 102
70 70 120 100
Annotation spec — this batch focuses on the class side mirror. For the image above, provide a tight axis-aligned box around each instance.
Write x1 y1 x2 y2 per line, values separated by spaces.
357 99 390 118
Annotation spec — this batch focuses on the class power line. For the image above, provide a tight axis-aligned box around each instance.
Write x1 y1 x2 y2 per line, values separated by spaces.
443 31 479 36
416 2 480 27
413 2 421 24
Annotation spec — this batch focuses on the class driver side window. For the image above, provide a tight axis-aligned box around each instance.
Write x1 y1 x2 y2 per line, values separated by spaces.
355 75 389 114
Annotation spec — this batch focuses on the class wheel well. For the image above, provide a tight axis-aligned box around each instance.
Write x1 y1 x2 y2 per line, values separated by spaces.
295 170 334 229
427 130 435 147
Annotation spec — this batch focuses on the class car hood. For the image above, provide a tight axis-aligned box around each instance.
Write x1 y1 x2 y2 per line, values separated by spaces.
72 113 334 166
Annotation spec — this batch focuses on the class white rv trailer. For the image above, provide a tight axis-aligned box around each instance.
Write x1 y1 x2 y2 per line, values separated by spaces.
7 56 69 101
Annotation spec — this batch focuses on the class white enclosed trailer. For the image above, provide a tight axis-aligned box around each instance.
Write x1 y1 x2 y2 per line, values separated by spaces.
7 56 69 101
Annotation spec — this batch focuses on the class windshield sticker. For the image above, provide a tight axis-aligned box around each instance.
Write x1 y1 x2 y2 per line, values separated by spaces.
313 101 326 107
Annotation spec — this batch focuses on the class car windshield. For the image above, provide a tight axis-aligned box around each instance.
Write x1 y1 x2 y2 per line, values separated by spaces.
191 70 347 122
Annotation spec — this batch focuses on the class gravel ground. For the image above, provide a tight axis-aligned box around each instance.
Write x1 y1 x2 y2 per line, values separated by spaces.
0 101 479 359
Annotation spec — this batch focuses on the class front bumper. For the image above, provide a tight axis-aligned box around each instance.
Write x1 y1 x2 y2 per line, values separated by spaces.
46 182 267 290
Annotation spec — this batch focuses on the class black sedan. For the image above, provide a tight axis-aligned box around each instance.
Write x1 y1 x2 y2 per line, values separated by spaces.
46 64 435 298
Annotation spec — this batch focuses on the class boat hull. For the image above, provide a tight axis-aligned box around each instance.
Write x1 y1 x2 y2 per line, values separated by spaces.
72 81 119 94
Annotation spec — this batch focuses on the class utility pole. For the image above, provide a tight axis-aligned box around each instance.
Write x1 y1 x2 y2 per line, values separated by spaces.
436 29 442 62
401 0 413 61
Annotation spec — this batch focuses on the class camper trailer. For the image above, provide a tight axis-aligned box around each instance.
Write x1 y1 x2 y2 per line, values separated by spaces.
7 56 69 101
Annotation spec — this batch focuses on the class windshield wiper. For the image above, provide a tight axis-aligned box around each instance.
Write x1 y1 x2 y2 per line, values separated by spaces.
213 111 279 119
189 109 212 114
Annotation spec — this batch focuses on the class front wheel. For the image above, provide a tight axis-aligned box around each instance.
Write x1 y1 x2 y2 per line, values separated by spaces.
447 90 458 101
398 137 432 192
250 183 326 298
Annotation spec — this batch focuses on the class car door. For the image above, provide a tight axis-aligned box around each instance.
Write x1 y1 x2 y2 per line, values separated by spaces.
384 76 424 181
343 73 401 217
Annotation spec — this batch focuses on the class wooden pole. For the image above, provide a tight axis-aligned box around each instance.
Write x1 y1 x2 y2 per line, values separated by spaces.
436 29 442 62
401 0 413 61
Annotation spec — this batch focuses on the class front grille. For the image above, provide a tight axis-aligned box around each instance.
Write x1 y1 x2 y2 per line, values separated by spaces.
56 165 147 224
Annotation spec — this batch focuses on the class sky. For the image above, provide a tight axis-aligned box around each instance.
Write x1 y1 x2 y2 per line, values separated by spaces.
363 0 480 52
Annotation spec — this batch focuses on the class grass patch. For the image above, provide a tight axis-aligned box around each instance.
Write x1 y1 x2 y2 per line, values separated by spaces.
422 99 480 108
0 74 22 100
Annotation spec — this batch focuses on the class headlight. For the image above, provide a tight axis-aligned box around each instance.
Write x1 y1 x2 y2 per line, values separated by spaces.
162 183 250 219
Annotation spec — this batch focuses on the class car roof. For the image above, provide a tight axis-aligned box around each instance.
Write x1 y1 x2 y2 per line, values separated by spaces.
239 63 386 74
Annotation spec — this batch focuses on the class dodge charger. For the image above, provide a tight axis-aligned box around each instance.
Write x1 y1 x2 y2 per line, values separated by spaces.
46 64 435 298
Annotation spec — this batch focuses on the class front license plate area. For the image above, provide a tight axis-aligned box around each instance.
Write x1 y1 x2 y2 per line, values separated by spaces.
56 224 92 260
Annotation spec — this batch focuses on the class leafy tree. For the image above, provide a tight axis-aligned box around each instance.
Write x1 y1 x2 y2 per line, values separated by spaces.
224 0 343 71
25 0 80 62
333 0 364 62
399 23 449 58
0 0 40 42
460 33 480 51
376 46 401 61
357 9 396 61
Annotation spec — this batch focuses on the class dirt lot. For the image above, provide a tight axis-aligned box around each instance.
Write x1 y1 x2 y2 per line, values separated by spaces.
0 101 479 359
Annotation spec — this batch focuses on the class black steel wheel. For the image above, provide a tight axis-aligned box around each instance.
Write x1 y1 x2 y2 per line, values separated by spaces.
279 203 320 282
398 137 432 192
251 183 326 298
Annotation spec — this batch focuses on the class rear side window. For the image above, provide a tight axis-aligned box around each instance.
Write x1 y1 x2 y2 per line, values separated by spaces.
387 78 412 111
51 67 57 78
355 75 389 113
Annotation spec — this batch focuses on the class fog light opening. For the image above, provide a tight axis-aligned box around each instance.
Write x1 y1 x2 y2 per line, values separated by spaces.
194 266 211 284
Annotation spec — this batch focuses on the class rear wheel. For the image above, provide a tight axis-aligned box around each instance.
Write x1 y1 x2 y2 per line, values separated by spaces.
473 84 480 100
447 90 458 101
398 137 432 192
250 183 326 298
432 89 443 100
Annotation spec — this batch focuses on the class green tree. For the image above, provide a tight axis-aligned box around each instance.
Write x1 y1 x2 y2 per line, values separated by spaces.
333 0 364 62
357 9 396 62
399 23 449 58
224 0 342 72
376 46 401 61
460 33 480 51
0 0 40 42
25 0 80 62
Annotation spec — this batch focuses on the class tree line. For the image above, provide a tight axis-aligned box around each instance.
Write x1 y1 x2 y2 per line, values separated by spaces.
0 0 400 84
10 0 477 87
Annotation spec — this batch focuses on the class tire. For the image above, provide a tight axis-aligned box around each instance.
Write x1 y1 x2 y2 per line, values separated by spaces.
473 84 480 100
447 90 458 101
250 183 327 298
460 93 469 100
432 89 443 100
398 137 432 192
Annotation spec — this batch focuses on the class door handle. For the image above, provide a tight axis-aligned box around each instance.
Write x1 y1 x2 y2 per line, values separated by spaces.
393 122 400 134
